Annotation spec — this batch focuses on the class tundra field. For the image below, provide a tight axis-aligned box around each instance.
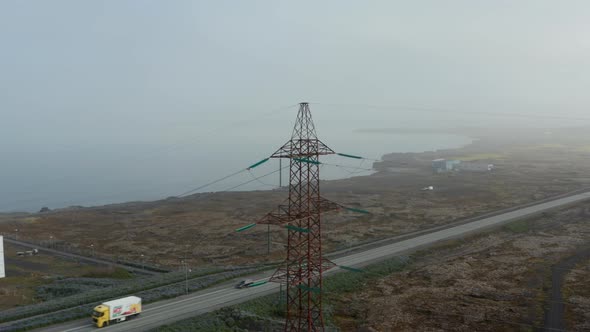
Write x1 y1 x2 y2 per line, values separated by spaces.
1 127 590 330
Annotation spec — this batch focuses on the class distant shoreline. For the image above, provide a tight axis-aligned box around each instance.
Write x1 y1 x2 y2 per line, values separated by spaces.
1 132 475 215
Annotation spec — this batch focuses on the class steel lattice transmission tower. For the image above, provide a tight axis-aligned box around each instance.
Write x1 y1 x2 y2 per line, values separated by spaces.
259 102 340 331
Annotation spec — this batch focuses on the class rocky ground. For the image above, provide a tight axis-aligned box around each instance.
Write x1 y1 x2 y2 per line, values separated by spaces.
147 204 590 332
332 204 590 331
563 252 590 331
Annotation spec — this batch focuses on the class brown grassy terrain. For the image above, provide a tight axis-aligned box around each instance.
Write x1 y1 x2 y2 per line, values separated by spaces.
331 204 590 331
0 127 589 272
0 242 127 310
564 254 590 331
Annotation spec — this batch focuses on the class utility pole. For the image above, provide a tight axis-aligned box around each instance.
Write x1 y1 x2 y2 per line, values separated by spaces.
258 102 339 331
267 224 271 255
181 260 189 295
279 158 283 187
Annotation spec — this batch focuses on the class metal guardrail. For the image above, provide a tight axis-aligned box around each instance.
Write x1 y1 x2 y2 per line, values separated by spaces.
1 236 168 274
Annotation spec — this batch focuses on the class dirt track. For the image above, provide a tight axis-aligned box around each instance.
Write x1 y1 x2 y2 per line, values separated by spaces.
544 247 590 331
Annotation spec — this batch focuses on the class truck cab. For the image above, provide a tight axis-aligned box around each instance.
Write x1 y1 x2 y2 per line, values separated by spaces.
92 305 109 328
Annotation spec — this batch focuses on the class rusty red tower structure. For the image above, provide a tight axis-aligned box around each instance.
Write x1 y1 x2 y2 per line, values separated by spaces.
259 102 339 331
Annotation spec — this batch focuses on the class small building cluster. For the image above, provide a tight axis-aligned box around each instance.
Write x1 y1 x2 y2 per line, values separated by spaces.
432 158 494 173
432 158 461 173
459 162 495 172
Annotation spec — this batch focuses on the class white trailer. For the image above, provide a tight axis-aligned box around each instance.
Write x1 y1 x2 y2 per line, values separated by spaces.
92 296 141 328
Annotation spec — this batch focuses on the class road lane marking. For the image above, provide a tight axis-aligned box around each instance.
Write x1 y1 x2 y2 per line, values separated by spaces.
144 274 272 312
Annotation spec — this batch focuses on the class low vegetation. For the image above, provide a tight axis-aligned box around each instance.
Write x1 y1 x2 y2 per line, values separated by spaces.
0 243 136 311
80 266 134 279
152 256 411 331
0 267 262 331
152 206 590 331
504 219 531 233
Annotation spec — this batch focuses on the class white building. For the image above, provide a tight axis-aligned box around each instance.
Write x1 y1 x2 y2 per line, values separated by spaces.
458 162 494 172
432 159 461 173
0 236 5 278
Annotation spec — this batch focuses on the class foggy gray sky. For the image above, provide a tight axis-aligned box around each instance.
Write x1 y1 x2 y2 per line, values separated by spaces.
1 1 590 211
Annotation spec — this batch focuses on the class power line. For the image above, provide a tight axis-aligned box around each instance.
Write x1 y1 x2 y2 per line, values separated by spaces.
8 156 375 212
247 170 277 188
321 162 374 173
177 168 249 197
4 104 300 211
311 102 590 122
179 164 289 203
132 103 300 163
177 157 290 198
223 166 288 192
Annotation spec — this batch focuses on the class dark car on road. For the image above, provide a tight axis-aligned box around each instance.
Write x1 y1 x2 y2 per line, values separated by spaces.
235 279 254 289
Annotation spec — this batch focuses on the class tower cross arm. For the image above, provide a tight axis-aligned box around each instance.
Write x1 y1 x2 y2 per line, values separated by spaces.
257 197 342 226
270 139 335 159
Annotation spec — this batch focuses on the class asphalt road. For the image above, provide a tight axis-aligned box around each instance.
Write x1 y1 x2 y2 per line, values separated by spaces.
36 191 590 331
2 238 160 276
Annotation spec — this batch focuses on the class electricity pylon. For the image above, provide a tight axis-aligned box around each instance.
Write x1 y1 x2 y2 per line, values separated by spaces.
259 102 339 331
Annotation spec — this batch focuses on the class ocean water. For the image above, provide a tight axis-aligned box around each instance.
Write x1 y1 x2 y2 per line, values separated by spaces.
5 100 589 213
0 130 471 212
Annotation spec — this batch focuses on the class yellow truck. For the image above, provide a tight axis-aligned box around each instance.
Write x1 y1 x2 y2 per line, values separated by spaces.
92 296 141 328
